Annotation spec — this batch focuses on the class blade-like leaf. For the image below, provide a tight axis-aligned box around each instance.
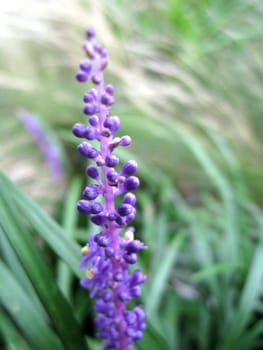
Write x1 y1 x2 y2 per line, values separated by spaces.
0 227 48 320
146 230 185 316
137 321 169 350
219 241 263 350
0 186 88 350
0 261 64 350
0 309 32 350
57 177 82 300
0 172 82 278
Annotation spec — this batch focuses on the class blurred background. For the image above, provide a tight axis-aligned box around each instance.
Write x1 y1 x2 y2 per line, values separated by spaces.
0 1 263 349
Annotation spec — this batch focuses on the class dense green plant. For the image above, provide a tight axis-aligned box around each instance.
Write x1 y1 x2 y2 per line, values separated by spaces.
1 130 263 349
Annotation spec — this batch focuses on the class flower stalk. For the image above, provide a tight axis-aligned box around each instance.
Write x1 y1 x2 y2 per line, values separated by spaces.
73 27 146 350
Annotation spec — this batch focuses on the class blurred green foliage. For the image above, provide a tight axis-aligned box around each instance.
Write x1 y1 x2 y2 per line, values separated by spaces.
0 0 263 349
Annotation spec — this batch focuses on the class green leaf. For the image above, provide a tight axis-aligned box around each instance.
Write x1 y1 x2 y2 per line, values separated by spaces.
0 181 88 350
137 321 170 350
0 172 82 278
219 241 263 350
146 230 185 316
191 262 240 282
234 320 263 350
0 261 63 350
0 227 48 320
57 177 82 300
169 124 239 265
0 309 32 350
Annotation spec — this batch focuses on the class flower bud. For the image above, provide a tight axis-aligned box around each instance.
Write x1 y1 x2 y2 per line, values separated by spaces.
80 60 92 73
117 204 133 217
91 201 103 214
82 41 95 58
89 115 99 126
103 291 113 302
95 234 110 247
132 331 143 341
124 253 137 264
76 70 88 82
100 48 108 59
83 93 95 103
83 184 100 200
105 247 114 257
101 93 115 106
83 103 96 115
123 176 140 191
120 135 132 146
86 165 99 179
72 123 87 138
86 27 96 39
121 160 138 176
77 200 92 214
130 269 147 285
126 241 145 254
114 272 123 282
105 154 119 168
125 210 136 224
105 84 114 95
130 286 141 298
104 116 121 133
123 193 136 206
116 216 126 226
85 126 98 140
78 142 99 159
118 292 130 302
91 213 107 226
107 170 119 184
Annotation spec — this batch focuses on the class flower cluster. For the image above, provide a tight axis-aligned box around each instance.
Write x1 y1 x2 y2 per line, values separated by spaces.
73 27 147 350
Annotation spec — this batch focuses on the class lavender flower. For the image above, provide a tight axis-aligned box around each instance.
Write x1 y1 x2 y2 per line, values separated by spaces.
18 111 63 180
73 27 147 349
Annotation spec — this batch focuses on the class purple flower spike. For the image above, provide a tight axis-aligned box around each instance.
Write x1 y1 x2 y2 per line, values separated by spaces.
73 26 147 349
18 111 64 180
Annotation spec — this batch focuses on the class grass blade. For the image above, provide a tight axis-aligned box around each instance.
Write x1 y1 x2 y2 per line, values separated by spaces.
0 190 88 349
0 261 63 350
0 172 82 278
146 230 184 316
0 309 32 350
57 177 82 300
